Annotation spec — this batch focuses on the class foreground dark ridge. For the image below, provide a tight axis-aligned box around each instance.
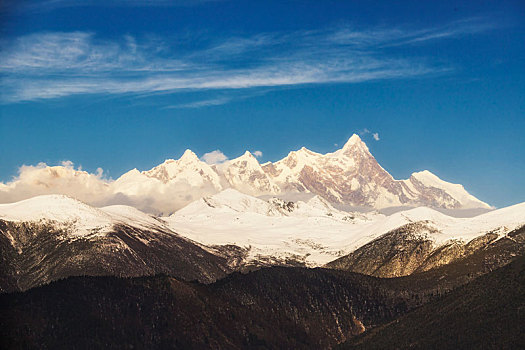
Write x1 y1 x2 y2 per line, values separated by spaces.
2 252 525 350
0 267 445 350
340 254 525 349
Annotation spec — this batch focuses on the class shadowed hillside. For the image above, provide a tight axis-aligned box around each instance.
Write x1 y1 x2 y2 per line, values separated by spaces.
1 251 525 349
0 267 434 349
341 254 525 349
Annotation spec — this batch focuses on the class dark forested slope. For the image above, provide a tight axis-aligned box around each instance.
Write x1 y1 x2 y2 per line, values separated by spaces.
341 255 525 349
0 267 430 349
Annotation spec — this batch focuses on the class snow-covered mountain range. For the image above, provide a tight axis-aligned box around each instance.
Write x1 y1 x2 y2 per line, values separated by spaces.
1 190 522 279
127 134 490 211
166 189 524 267
0 134 490 214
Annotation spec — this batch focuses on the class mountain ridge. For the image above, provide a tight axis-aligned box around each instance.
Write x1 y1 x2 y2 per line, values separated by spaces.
1 191 522 292
0 134 491 214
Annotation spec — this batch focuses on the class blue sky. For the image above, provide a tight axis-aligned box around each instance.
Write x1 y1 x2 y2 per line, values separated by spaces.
0 0 524 207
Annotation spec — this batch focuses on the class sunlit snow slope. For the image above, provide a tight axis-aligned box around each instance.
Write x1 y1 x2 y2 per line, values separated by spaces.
0 194 168 237
165 189 524 266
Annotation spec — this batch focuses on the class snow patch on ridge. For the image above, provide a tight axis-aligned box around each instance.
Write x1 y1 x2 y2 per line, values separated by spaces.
0 194 114 237
0 194 172 238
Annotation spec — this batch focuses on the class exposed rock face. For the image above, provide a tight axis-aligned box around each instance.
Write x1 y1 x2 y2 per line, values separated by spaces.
325 223 437 277
261 135 490 209
326 224 525 278
0 219 233 292
404 174 460 208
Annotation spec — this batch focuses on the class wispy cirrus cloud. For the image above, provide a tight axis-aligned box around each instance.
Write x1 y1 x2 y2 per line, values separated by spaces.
165 97 233 109
0 18 492 103
9 0 222 13
330 18 492 47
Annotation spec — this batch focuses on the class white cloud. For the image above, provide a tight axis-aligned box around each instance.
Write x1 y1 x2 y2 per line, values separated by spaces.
96 167 104 177
0 162 113 207
253 150 263 158
201 150 228 164
0 18 491 103
21 0 221 13
360 128 380 141
60 160 75 168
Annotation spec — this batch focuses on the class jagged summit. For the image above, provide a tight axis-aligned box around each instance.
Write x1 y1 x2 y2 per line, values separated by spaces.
340 133 371 155
179 149 199 162
222 150 280 196
343 133 363 147
227 150 259 163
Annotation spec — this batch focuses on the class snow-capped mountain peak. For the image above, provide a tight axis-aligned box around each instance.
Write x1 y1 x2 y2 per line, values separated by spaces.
0 194 114 236
241 150 255 158
404 170 491 209
346 133 362 145
143 150 204 181
179 149 200 163
0 194 170 238
142 150 223 190
338 135 371 159
147 137 492 210
342 134 367 150
221 151 280 196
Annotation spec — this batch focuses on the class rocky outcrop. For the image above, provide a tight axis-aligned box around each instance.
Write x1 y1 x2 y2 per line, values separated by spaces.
325 223 437 277
326 224 525 278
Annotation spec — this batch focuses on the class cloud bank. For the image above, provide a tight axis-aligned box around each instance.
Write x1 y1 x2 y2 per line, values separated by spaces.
201 150 228 164
0 161 220 215
0 18 491 103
